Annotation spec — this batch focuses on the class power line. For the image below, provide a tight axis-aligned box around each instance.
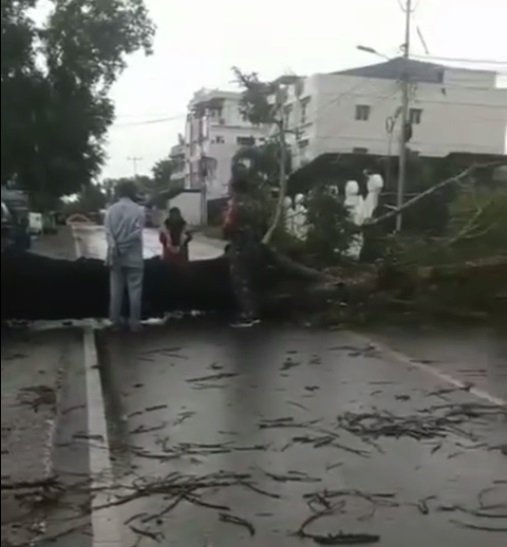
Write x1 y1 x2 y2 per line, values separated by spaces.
127 156 142 177
317 78 399 120
412 53 507 66
436 82 507 91
300 87 400 151
112 114 186 128
396 0 412 232
115 112 181 119
416 26 430 55
417 99 506 109
397 0 420 13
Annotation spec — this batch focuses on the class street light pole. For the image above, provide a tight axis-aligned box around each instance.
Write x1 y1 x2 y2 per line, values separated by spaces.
127 156 142 179
396 0 412 232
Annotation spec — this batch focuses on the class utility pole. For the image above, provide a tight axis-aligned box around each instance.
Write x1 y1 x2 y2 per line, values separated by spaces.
396 0 412 232
127 156 142 178
262 91 287 244
199 153 208 226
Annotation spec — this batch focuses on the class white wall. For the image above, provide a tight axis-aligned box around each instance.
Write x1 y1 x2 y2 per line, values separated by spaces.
284 69 507 168
214 96 253 128
168 191 202 226
183 92 267 198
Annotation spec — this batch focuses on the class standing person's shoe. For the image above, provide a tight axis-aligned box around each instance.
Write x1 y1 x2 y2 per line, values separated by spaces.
111 319 128 332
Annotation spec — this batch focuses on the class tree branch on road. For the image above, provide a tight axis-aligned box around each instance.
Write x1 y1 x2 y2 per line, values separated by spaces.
368 162 501 227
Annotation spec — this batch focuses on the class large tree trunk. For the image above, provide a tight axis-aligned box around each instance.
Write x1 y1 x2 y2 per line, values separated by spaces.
3 248 503 322
1 251 235 321
0 248 321 321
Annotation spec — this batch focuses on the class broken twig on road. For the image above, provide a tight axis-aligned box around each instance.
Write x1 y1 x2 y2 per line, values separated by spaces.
219 512 256 536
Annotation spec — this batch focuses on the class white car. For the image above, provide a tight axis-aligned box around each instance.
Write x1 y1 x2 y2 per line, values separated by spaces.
28 212 43 235
1 202 11 224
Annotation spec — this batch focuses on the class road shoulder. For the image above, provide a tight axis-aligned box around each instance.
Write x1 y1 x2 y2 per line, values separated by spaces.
1 329 82 546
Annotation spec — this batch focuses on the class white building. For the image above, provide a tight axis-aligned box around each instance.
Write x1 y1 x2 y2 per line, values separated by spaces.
169 140 186 187
279 58 507 169
184 89 267 199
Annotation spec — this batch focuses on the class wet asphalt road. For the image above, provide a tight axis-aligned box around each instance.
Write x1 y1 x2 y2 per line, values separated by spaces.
82 227 506 547
74 225 225 262
98 324 506 547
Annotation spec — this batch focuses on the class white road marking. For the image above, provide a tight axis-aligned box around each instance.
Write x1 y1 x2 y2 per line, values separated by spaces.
83 327 121 546
349 331 507 407
72 225 121 546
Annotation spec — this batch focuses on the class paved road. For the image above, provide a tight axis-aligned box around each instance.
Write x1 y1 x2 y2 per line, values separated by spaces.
99 324 506 547
369 324 507 403
74 225 224 261
68 228 506 546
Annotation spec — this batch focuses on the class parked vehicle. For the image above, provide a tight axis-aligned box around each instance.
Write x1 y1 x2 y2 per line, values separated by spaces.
1 200 31 251
42 212 58 234
29 212 43 236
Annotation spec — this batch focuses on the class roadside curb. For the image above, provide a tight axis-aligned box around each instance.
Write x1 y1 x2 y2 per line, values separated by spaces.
349 330 507 407
193 233 227 250
47 359 66 481
83 325 122 546
73 225 122 545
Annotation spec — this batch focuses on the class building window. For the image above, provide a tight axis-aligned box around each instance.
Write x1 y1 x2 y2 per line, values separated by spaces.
353 147 369 154
409 108 423 124
215 135 225 144
209 107 222 119
300 97 311 124
355 105 371 121
283 105 292 127
190 165 199 188
236 136 255 146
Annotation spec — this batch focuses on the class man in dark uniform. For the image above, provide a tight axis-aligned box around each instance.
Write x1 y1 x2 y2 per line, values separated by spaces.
223 165 264 327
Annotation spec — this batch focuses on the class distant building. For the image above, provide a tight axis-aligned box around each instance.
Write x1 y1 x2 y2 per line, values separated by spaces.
277 58 507 169
184 88 267 199
169 140 186 188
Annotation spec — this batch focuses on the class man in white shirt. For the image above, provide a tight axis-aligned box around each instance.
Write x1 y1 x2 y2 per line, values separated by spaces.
104 181 145 332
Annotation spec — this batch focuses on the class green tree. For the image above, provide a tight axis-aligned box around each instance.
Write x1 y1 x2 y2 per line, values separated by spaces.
232 67 295 243
231 67 278 125
232 141 290 189
63 183 107 215
1 0 155 208
151 157 175 194
103 176 148 201
305 187 358 265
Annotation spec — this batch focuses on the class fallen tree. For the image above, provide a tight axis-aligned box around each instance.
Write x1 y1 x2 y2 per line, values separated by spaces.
1 250 232 321
2 246 505 323
2 162 506 323
1 247 330 321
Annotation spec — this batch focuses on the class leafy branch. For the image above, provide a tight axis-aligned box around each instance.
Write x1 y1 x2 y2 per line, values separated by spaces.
368 162 501 227
231 67 290 244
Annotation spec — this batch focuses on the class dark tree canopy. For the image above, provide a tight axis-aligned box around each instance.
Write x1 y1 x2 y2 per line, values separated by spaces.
63 182 107 215
1 0 155 209
151 157 175 190
231 67 278 125
232 142 291 189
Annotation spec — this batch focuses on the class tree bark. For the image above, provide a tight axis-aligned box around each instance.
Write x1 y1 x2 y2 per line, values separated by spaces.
0 247 330 321
262 120 287 245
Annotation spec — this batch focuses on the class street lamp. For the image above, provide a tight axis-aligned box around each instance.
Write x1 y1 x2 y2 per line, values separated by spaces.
356 43 409 232
356 45 391 60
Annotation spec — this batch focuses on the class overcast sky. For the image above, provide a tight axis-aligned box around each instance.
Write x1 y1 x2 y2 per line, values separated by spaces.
104 0 507 179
